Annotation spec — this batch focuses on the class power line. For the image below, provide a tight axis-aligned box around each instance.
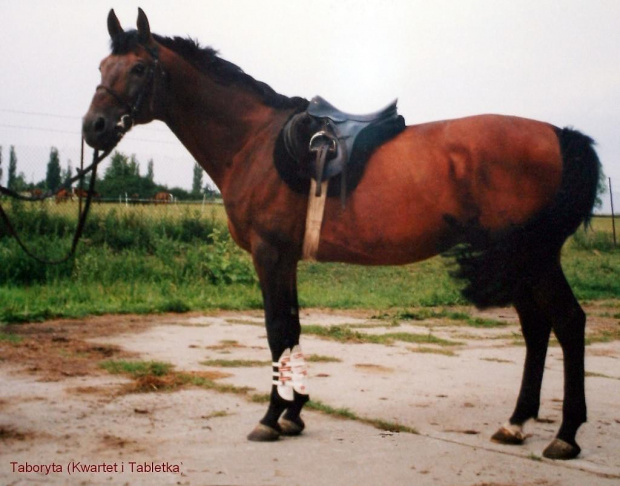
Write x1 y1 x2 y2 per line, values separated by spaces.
0 108 77 120
0 123 77 135
0 107 169 134
0 123 179 145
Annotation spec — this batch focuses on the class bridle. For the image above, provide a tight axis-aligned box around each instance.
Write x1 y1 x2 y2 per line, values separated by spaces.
95 44 163 136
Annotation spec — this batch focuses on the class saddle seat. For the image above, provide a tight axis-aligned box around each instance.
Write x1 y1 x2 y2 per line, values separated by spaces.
307 96 399 123
283 95 406 205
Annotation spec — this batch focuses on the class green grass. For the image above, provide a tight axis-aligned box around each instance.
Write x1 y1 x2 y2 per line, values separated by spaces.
100 359 173 377
180 373 254 395
202 410 231 419
301 324 459 346
298 259 465 309
200 359 267 368
410 346 457 357
455 316 508 328
0 210 618 323
306 399 418 434
99 358 255 395
0 281 263 323
306 354 342 363
0 330 22 344
585 325 620 345
379 308 508 328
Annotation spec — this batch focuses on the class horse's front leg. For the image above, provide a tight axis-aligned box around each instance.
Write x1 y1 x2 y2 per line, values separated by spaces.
247 239 309 441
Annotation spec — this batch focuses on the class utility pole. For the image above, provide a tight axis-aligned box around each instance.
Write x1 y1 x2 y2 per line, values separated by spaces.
610 177 617 247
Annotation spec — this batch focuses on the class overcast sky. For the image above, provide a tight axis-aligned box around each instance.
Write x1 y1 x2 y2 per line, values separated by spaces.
1 0 618 209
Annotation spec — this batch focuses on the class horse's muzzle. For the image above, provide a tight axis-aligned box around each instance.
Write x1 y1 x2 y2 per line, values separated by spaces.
82 111 128 151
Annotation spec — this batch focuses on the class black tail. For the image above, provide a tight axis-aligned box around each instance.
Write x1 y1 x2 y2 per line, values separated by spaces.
447 127 602 308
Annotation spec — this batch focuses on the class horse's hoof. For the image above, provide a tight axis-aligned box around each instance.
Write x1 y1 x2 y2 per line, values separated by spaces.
279 417 305 436
543 438 581 460
247 423 281 442
491 424 526 445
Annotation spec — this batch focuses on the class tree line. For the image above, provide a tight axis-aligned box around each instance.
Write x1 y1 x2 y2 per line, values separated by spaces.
0 146 220 201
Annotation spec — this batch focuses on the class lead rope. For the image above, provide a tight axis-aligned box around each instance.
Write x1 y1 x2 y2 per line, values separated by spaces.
0 142 109 265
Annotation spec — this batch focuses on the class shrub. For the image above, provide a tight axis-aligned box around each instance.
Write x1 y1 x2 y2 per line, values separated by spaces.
0 203 254 286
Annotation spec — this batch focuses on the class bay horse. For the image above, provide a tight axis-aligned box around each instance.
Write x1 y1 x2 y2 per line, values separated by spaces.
55 188 73 204
74 188 101 201
153 191 173 204
82 9 601 460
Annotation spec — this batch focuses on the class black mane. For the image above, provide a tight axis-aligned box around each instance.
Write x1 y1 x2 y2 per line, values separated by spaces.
110 30 307 110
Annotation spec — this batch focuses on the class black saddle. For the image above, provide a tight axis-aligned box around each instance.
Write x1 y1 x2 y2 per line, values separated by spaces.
308 96 398 123
282 96 405 205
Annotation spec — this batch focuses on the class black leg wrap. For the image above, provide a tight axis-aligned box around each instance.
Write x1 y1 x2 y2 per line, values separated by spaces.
282 390 309 422
284 390 309 417
260 385 293 430
280 391 309 436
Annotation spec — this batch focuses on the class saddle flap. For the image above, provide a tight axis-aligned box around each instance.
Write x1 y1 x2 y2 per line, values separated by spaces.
280 95 406 206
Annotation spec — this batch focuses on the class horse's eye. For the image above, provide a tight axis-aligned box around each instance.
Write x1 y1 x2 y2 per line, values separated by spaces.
132 64 146 76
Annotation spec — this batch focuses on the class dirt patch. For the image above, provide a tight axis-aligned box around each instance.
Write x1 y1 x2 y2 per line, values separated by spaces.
0 314 160 381
1 307 620 485
0 425 35 442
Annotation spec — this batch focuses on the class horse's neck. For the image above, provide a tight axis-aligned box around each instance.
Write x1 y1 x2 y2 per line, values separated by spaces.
158 57 281 191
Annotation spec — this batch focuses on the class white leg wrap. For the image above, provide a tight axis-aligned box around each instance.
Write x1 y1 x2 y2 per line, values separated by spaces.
272 345 309 401
290 345 309 395
273 349 294 401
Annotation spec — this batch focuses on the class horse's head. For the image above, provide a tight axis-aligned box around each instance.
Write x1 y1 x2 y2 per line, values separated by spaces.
83 9 164 151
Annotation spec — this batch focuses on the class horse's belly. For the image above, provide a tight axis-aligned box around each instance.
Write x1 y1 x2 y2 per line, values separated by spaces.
316 176 455 265
317 222 449 265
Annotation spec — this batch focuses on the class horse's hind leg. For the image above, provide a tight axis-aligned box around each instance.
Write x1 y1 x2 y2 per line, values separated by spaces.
492 285 552 445
494 263 586 459
533 264 586 459
247 239 309 441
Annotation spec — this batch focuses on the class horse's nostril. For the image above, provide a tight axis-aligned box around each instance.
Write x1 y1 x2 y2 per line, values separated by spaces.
93 117 106 133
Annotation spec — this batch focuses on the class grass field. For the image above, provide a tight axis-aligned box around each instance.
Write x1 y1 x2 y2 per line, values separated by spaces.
58 198 228 222
0 202 617 323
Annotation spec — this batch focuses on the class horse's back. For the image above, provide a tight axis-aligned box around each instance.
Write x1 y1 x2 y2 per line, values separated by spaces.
317 114 564 264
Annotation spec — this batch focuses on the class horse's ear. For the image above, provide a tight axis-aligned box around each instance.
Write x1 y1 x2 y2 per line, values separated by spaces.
136 8 153 44
107 9 124 39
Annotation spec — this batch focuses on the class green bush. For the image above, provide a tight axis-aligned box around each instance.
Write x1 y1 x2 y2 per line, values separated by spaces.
0 203 253 287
